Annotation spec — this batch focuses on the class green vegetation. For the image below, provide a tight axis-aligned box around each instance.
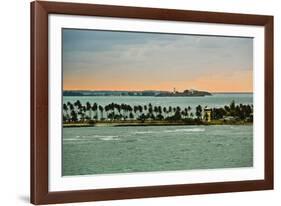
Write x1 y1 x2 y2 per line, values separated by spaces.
63 100 253 127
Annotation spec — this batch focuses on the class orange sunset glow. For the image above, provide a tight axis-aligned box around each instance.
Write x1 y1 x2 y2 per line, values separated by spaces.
63 70 253 93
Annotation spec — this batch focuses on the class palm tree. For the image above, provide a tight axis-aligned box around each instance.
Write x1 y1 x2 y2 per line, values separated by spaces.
181 110 186 118
129 112 134 120
195 105 202 119
144 105 148 113
148 106 153 119
69 103 74 110
109 103 115 117
127 105 133 118
187 106 191 118
108 111 115 121
163 107 167 118
80 106 86 122
133 105 138 117
121 104 127 118
168 106 172 117
224 105 230 115
154 106 158 116
184 108 189 118
105 105 110 119
230 100 235 110
86 102 92 120
229 100 236 116
156 108 164 120
63 103 68 115
190 112 194 119
74 100 82 110
99 105 104 120
115 104 121 116
138 105 143 117
63 103 70 122
92 103 98 120
158 106 162 114
70 110 78 122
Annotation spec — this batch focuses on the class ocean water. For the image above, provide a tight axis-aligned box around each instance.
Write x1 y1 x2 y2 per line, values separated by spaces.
63 125 253 176
62 94 253 176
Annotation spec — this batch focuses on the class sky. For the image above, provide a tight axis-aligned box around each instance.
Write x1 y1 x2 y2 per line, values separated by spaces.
63 29 253 92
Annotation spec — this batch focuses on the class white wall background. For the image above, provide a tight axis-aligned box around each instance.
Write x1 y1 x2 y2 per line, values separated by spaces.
0 0 280 205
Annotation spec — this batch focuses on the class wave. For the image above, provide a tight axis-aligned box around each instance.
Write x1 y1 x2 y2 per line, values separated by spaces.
134 131 156 134
99 136 120 141
64 135 120 141
84 135 120 141
134 128 205 135
63 138 81 141
164 128 205 133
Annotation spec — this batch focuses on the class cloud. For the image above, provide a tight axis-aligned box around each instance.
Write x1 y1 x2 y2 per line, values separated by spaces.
63 29 253 92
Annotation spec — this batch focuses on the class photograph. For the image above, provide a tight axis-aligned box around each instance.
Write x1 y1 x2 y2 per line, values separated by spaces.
62 28 254 176
30 1 274 204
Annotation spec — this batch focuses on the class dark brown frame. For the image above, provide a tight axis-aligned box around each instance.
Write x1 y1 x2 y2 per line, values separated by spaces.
31 0 274 204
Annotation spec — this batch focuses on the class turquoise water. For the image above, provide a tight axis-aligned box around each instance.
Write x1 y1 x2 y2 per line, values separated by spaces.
63 125 253 176
62 94 253 176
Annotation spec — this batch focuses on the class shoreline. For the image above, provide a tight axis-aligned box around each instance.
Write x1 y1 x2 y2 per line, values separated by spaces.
63 120 253 128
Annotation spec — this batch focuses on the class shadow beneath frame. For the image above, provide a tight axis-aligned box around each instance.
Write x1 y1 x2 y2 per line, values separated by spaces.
18 195 30 203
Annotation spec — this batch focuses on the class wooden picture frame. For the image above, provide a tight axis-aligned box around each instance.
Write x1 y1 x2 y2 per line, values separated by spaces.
31 0 274 204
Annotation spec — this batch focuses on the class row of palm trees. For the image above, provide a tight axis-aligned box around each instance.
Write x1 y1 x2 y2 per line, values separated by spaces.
63 100 253 123
212 100 253 121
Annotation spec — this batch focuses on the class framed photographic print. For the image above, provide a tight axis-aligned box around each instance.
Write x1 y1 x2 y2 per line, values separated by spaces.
30 1 274 204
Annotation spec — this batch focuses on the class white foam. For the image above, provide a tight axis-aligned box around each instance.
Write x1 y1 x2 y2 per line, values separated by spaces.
134 127 205 135
94 135 119 138
99 136 120 141
63 138 81 141
134 131 156 134
173 128 205 132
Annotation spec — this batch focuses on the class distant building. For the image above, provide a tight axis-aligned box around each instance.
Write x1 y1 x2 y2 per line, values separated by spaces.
189 89 195 94
203 107 212 122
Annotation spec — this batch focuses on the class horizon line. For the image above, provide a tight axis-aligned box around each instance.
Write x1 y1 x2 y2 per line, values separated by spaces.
63 89 253 93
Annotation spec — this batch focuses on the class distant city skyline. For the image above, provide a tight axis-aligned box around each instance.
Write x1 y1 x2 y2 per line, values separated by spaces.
63 29 253 92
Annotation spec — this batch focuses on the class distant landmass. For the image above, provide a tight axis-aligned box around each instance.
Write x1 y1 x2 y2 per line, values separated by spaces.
63 89 212 97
